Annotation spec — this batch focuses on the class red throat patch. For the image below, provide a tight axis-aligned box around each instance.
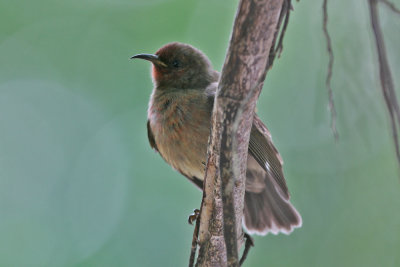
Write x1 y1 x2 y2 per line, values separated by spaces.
152 65 162 81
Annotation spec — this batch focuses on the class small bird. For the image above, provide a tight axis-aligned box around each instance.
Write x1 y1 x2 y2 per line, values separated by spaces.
131 42 302 235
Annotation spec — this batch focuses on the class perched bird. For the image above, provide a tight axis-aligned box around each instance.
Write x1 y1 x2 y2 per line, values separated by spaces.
131 42 302 235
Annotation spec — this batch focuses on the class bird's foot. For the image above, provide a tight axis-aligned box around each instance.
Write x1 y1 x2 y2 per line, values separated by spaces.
188 209 200 225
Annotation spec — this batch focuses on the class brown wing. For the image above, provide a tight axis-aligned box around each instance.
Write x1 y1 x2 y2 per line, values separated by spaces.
147 120 158 152
248 115 289 199
204 85 288 198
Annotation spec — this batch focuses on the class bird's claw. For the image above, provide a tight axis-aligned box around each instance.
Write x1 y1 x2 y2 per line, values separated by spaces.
188 209 200 225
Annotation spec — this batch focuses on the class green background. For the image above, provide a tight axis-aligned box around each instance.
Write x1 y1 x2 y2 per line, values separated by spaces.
1 0 400 266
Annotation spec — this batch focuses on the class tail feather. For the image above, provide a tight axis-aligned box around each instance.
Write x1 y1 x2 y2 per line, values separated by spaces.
243 187 302 235
244 156 302 235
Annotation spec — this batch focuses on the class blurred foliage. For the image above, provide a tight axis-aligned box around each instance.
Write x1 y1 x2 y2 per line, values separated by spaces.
1 0 400 266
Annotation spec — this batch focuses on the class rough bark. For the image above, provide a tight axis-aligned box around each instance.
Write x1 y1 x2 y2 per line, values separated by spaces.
194 0 285 266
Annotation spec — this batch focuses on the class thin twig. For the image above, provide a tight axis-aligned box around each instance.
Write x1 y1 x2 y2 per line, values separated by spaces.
268 0 292 69
388 107 400 163
276 0 292 58
188 209 201 267
239 233 254 266
322 0 339 141
380 0 400 14
369 0 400 166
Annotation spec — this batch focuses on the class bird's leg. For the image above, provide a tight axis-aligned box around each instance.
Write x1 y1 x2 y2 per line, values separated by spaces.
188 209 200 225
239 232 254 266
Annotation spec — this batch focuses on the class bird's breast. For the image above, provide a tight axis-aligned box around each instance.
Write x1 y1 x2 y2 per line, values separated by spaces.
148 89 211 179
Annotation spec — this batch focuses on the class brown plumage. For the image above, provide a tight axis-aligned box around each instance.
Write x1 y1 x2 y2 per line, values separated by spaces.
132 42 302 235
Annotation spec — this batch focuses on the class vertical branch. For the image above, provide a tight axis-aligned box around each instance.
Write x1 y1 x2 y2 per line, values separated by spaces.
275 0 292 58
322 0 339 140
369 0 400 166
268 0 292 69
380 0 400 14
189 209 201 267
194 0 286 266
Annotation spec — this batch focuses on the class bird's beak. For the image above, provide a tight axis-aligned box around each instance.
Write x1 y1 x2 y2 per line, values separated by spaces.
130 53 167 67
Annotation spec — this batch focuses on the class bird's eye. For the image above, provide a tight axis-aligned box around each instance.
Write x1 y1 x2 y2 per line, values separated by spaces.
172 60 180 68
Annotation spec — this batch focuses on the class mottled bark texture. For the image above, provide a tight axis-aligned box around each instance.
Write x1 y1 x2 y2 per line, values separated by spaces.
195 0 285 266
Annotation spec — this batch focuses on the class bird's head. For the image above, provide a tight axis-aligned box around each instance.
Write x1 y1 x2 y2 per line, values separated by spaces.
131 42 218 89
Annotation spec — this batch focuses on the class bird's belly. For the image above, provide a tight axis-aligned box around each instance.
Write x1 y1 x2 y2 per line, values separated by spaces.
151 115 209 180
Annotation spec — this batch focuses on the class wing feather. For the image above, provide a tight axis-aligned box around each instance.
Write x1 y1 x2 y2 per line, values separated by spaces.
249 115 289 199
147 120 158 152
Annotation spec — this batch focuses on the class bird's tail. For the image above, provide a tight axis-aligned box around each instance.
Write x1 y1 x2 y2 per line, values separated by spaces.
243 168 302 236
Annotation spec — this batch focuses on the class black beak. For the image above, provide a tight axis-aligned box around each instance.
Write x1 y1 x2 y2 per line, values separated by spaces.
130 53 167 67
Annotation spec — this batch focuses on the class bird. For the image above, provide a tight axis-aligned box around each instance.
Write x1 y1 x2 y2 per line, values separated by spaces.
131 42 302 235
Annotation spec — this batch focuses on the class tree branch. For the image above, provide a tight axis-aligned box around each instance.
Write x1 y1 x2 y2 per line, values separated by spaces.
380 0 400 14
322 0 339 140
239 233 254 266
275 0 292 58
369 0 400 166
194 0 286 266
268 0 292 69
189 209 201 267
